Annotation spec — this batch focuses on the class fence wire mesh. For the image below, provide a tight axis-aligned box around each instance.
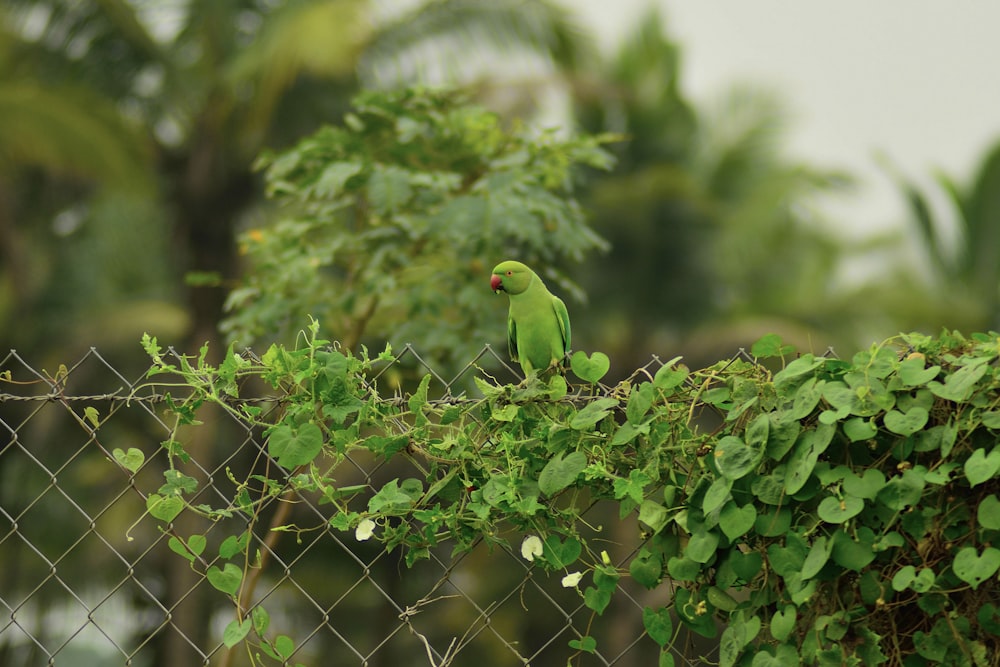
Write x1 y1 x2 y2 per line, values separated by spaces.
0 346 751 667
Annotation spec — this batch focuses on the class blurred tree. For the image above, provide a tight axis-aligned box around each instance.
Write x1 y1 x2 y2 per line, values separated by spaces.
0 0 592 358
881 138 1000 332
571 9 853 370
223 87 613 373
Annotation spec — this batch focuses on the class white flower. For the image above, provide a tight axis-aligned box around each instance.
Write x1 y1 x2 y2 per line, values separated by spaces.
561 572 584 588
520 535 543 562
355 518 376 541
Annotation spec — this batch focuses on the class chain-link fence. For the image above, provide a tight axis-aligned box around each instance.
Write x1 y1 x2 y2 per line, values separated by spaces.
0 346 727 667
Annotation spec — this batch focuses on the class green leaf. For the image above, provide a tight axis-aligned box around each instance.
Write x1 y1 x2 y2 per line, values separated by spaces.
965 448 1000 487
714 436 763 480
626 382 655 425
898 357 941 386
771 605 796 642
273 635 295 659
952 546 1000 590
982 411 1000 429
667 556 701 582
219 533 249 559
542 535 581 569
83 406 100 429
978 494 1000 530
251 605 270 636
703 476 732 514
630 549 663 589
801 535 833 579
610 420 649 447
883 407 929 436
653 362 687 390
146 493 183 522
207 563 243 596
719 502 757 540
817 495 865 524
222 618 252 648
831 527 876 571
684 529 719 564
843 417 877 442
267 422 324 468
167 534 206 563
568 635 597 652
751 333 794 358
538 451 588 496
790 377 824 419
639 500 669 533
928 358 988 402
785 422 835 495
642 606 673 646
843 469 885 500
570 351 610 383
773 354 825 392
876 469 925 510
568 397 618 430
112 447 145 473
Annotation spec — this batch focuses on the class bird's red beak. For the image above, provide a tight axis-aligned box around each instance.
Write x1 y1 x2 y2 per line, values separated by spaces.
490 274 504 292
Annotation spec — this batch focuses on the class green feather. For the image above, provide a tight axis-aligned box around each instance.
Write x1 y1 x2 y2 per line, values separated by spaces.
491 260 570 375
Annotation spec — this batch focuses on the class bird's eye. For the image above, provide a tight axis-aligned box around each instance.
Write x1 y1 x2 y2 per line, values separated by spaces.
506 271 513 276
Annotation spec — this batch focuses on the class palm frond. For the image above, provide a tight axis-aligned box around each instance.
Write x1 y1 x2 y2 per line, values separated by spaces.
0 80 153 190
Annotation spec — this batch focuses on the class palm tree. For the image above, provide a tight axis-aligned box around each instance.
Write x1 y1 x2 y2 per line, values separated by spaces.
1 0 593 354
885 139 1000 331
571 8 853 370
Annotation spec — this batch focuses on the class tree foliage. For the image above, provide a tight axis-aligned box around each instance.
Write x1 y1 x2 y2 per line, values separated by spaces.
223 87 615 368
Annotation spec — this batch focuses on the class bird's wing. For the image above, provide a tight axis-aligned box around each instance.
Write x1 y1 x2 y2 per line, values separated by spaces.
552 295 571 356
507 311 519 363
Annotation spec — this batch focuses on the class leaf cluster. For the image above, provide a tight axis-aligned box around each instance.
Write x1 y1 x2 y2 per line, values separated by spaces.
222 87 615 366
135 326 1000 666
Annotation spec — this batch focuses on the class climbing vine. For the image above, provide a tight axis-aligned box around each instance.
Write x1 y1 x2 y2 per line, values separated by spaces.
125 324 1000 666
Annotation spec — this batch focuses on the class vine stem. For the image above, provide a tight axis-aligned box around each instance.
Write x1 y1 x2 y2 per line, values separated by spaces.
219 488 297 667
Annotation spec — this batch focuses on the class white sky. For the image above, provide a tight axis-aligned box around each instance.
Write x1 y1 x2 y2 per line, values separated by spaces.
573 0 1000 239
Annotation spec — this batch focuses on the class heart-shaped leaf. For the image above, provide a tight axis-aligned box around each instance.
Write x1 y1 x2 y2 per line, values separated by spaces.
569 397 618 431
978 494 1000 530
630 550 663 589
965 448 1000 487
167 534 206 562
543 535 582 569
538 451 587 496
883 407 929 436
898 357 941 386
831 527 876 571
770 605 796 642
146 493 183 522
714 436 762 480
953 546 1000 589
817 495 865 523
112 447 145 473
207 563 243 596
642 606 673 646
843 469 885 500
719 502 757 540
222 618 252 648
268 422 324 468
684 529 720 564
570 351 610 384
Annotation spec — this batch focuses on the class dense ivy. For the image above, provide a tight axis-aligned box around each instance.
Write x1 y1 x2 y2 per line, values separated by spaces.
131 325 1000 666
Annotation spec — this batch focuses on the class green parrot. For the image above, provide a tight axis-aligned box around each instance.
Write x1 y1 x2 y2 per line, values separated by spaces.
490 260 571 375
